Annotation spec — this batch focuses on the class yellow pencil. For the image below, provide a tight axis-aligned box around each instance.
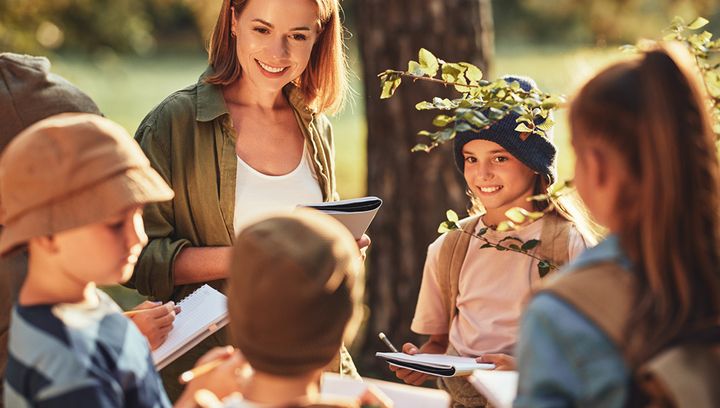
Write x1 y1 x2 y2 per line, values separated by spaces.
122 309 144 318
178 358 225 385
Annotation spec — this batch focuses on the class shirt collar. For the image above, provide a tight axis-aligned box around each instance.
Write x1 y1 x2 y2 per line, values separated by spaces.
195 66 316 123
566 233 632 271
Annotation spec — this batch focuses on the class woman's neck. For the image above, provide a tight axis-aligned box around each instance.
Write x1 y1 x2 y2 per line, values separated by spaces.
223 76 288 111
241 370 321 405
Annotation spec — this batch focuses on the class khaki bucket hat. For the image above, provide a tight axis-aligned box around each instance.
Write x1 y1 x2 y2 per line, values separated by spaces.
0 113 174 255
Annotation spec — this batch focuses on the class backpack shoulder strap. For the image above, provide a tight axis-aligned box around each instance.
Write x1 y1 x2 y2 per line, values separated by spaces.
539 261 636 346
437 215 481 329
536 211 573 273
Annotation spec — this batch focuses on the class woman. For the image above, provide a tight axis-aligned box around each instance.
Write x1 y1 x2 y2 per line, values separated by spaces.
128 0 363 399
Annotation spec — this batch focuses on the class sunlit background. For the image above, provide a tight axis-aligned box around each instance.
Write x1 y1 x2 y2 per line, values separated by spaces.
3 0 718 307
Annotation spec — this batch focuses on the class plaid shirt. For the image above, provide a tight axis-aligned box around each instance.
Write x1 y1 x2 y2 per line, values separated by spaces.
4 290 170 408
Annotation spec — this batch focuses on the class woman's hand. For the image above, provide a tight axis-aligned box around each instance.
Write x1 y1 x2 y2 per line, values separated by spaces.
357 234 371 261
476 353 516 371
127 300 180 350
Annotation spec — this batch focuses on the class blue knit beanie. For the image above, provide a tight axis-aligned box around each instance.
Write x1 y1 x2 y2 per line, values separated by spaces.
453 75 557 183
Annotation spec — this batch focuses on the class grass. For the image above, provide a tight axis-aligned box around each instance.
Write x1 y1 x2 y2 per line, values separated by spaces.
47 45 627 308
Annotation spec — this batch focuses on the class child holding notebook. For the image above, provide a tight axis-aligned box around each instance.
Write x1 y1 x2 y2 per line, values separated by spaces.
1 113 241 407
392 77 595 407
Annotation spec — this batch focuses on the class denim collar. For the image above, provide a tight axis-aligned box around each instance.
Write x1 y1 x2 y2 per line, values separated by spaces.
564 234 633 272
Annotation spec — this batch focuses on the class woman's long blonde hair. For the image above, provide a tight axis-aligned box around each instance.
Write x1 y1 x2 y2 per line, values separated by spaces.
569 43 720 364
206 0 349 114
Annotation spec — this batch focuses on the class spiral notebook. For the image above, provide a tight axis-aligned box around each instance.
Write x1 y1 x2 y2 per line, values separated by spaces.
152 284 229 370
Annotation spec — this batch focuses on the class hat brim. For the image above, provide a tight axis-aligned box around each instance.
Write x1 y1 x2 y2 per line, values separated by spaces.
0 166 173 256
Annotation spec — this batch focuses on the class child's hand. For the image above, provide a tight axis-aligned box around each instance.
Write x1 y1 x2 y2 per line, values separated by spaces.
388 343 434 386
476 353 516 371
127 300 180 350
175 346 247 408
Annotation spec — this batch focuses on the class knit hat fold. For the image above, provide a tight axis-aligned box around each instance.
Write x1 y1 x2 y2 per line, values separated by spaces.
453 75 557 183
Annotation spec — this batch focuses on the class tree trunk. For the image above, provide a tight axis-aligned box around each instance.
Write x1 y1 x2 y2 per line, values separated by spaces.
354 0 495 378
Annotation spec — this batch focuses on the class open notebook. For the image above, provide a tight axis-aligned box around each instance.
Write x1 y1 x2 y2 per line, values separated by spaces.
152 284 229 370
302 196 382 239
375 352 494 377
321 372 450 408
468 370 518 408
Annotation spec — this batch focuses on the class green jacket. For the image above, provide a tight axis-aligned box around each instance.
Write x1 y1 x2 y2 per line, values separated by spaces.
129 67 338 303
128 67 345 400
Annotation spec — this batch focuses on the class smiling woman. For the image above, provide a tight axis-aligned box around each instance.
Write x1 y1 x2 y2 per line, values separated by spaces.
125 0 361 401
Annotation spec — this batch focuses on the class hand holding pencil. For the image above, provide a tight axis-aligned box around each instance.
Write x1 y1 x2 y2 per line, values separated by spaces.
124 300 181 350
174 346 247 408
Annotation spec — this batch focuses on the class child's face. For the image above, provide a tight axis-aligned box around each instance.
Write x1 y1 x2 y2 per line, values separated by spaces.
462 139 536 215
53 206 147 286
232 0 320 94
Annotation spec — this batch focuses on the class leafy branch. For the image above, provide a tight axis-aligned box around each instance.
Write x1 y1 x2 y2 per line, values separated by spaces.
378 48 566 153
623 16 720 139
438 210 556 277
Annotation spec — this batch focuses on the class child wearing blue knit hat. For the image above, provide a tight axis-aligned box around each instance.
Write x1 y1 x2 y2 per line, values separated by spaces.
390 76 596 407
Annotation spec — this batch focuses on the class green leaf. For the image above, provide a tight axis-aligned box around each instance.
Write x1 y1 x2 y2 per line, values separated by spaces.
480 243 493 249
441 63 463 83
505 207 527 224
418 48 439 77
495 245 507 251
497 221 514 232
408 60 424 76
536 118 555 132
432 115 454 127
538 261 551 278
515 123 535 133
411 143 432 153
509 244 520 251
446 209 459 223
521 239 540 251
438 221 452 234
688 17 709 30
477 227 488 236
415 101 435 110
380 76 402 99
459 62 483 82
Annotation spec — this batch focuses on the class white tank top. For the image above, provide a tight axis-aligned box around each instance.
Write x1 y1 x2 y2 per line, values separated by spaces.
233 144 323 236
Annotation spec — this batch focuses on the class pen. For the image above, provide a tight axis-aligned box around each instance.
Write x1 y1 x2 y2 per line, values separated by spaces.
378 332 399 353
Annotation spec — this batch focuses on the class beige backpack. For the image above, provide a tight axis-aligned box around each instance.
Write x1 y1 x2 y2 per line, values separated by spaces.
541 262 720 408
436 211 574 328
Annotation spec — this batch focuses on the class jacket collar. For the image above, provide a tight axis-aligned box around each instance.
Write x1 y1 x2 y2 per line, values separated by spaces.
195 65 316 123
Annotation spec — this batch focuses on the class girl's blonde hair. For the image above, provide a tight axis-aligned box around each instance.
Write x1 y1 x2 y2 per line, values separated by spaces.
206 0 349 114
569 43 720 364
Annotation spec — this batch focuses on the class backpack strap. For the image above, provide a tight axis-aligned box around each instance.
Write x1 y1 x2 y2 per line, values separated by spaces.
437 215 481 330
540 263 720 408
535 211 573 273
539 261 635 347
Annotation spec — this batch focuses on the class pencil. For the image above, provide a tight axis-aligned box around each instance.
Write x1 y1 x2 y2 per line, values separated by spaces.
178 358 225 385
122 309 144 317
378 332 399 353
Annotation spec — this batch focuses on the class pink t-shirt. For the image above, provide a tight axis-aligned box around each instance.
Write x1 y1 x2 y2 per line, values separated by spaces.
411 217 588 357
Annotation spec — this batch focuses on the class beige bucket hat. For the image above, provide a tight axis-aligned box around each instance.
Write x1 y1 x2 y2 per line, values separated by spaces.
0 113 174 255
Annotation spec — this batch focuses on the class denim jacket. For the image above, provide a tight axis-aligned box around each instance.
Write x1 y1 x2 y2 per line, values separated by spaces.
514 235 632 408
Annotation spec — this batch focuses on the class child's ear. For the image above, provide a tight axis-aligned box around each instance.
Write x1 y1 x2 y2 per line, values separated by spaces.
31 235 60 254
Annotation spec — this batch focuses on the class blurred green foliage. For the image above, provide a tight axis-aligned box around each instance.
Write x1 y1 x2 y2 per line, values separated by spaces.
2 0 719 56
